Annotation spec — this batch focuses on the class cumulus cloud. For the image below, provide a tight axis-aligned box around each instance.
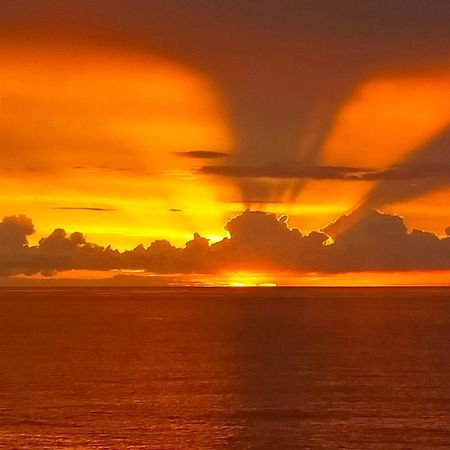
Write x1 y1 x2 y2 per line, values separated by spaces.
0 210 449 277
324 210 450 272
0 215 35 276
0 215 34 248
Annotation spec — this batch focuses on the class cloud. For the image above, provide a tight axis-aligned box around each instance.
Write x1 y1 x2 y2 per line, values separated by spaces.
0 210 449 278
0 215 35 276
324 210 450 272
0 215 34 247
52 207 117 212
173 151 230 159
200 165 372 179
200 164 450 183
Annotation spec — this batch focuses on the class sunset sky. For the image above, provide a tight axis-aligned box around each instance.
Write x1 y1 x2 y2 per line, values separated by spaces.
1 0 450 285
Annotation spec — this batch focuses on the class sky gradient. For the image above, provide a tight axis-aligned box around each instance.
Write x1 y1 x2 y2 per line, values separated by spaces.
0 0 449 284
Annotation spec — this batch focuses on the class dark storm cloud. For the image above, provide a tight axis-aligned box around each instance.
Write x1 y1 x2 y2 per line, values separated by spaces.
173 151 230 159
1 210 449 277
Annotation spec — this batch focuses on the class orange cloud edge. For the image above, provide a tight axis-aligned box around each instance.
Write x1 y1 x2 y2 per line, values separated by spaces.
1 208 450 286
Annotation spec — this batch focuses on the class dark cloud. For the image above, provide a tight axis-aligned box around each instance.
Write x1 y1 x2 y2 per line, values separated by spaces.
173 151 230 159
200 164 450 184
200 165 372 179
0 210 449 277
0 215 35 276
52 207 117 212
355 165 450 182
323 210 450 272
168 208 183 213
0 215 34 248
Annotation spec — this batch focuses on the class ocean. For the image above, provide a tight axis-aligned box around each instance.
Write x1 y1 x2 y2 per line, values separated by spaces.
0 287 449 449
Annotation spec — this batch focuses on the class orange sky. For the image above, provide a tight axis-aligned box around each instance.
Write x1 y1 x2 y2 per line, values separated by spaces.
0 40 237 248
1 3 450 285
2 41 449 240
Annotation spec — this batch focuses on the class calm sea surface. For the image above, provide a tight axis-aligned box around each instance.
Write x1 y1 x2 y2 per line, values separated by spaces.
0 287 449 449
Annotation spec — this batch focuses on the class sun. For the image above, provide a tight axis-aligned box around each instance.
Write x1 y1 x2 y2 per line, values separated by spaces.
220 271 278 287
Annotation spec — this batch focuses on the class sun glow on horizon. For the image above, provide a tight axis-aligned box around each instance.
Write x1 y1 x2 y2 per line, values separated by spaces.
1 38 450 285
10 268 450 287
206 271 278 287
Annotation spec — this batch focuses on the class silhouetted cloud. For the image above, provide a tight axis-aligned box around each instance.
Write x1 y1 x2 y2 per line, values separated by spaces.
52 207 117 212
173 151 230 159
200 164 450 184
323 210 450 272
0 215 35 276
0 210 449 277
200 165 372 179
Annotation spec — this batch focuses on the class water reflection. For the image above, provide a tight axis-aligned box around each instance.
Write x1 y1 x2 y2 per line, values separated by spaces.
0 287 449 449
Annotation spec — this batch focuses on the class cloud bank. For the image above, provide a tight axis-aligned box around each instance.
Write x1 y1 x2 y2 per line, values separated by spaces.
200 164 450 183
1 210 449 278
